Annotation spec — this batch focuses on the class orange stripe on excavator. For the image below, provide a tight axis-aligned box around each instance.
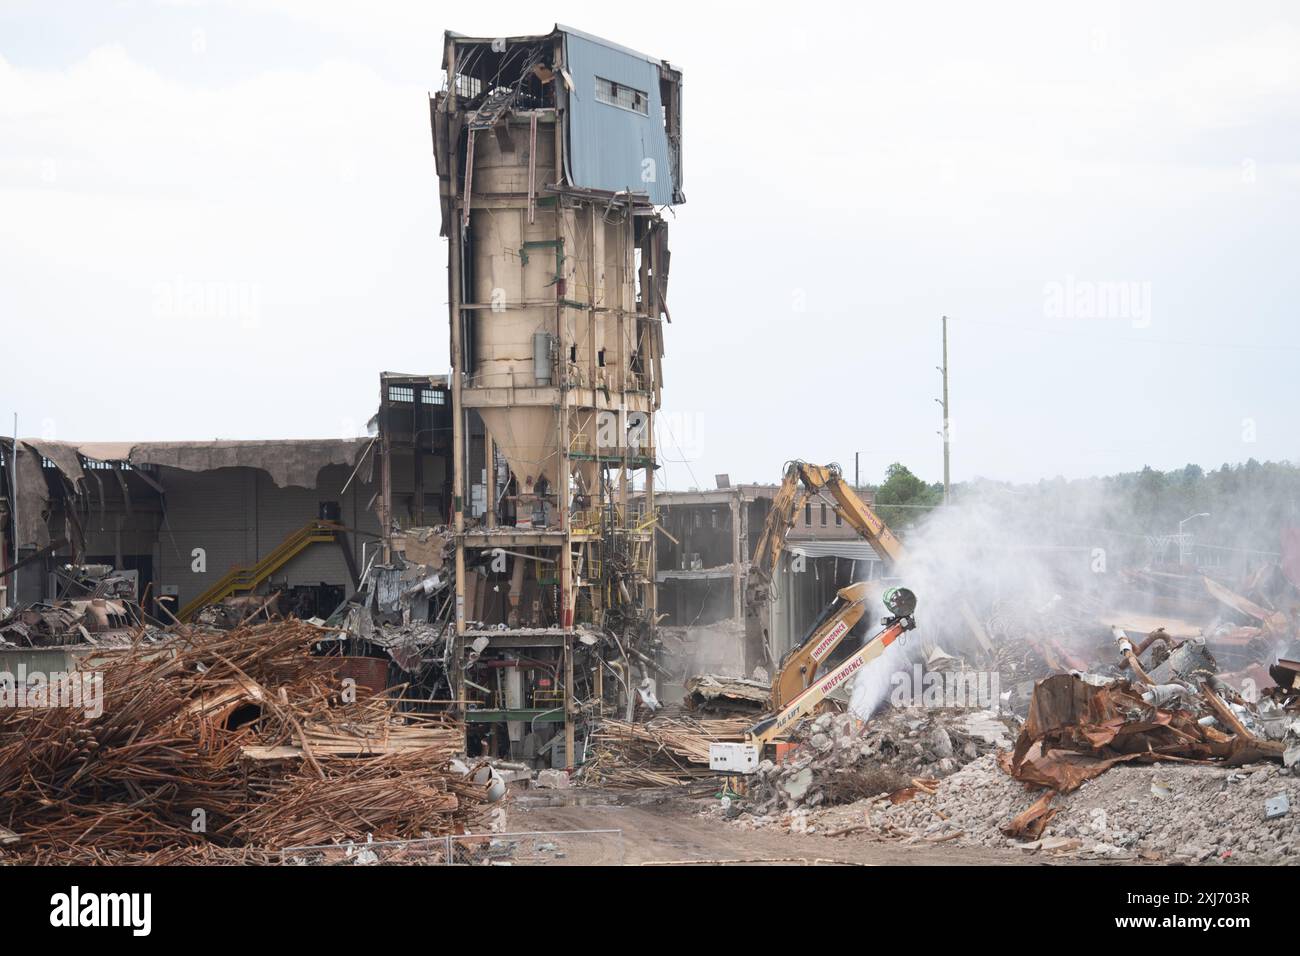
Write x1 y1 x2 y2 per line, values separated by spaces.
767 619 908 737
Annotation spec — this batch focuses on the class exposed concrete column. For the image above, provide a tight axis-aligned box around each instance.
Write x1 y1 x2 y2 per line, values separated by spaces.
445 39 467 720
731 493 742 621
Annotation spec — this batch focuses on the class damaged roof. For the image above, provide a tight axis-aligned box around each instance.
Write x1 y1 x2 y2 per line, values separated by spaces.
6 437 373 549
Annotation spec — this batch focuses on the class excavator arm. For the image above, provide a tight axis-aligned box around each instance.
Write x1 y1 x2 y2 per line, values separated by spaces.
749 461 902 584
749 587 917 745
748 464 805 584
768 581 871 710
744 461 904 676
815 465 904 566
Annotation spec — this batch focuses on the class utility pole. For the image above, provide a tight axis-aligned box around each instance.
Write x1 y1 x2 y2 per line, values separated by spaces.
854 451 860 491
935 316 950 505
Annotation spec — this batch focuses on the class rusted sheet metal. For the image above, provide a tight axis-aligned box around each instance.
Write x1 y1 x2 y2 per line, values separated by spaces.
1203 575 1289 633
1000 746 1153 793
1004 673 1283 794
1001 792 1057 840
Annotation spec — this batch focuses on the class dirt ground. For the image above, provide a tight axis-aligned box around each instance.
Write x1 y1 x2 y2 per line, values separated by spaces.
507 790 1047 866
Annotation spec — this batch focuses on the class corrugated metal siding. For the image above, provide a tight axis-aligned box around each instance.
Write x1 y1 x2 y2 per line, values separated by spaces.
563 31 675 205
787 542 884 562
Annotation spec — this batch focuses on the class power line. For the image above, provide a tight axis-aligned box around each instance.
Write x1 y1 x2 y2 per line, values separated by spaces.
657 413 701 491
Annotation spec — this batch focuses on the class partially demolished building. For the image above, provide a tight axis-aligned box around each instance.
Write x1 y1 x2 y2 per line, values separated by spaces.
0 436 377 620
0 23 688 774
653 482 887 655
0 371 453 635
432 26 684 764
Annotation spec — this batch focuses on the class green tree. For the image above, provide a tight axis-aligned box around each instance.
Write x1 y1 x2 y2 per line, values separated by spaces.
873 463 944 530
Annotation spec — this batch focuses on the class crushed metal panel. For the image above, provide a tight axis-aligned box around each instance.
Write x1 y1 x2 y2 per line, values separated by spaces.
1203 574 1288 632
1000 746 1152 793
1006 672 1285 795
12 441 53 549
1012 672 1096 768
22 440 86 488
1001 791 1057 840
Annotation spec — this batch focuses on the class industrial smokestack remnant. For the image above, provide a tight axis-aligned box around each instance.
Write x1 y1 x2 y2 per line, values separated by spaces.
433 26 684 765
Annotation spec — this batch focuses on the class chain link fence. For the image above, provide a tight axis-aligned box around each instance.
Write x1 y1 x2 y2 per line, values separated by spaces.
281 829 623 866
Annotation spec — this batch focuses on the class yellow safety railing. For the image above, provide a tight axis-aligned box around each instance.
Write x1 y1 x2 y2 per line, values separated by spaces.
178 519 341 621
571 505 658 533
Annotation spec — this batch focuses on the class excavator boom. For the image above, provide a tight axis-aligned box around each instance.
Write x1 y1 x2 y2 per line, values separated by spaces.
749 464 806 583
751 617 911 743
768 581 870 710
749 461 902 585
709 588 919 772
744 460 905 681
816 466 904 565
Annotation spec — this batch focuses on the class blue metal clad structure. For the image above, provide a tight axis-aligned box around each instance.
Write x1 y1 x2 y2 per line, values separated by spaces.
561 28 677 205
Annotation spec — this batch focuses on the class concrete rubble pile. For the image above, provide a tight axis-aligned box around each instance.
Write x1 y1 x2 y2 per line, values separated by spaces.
720 671 1300 861
717 564 1300 861
735 709 1018 823
830 755 1300 863
0 617 503 864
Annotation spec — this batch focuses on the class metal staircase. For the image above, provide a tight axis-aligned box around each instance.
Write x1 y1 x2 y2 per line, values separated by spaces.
178 519 342 621
467 87 519 131
465 47 546 131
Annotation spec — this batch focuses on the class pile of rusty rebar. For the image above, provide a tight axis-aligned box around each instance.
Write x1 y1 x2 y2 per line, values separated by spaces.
0 618 493 863
576 715 750 788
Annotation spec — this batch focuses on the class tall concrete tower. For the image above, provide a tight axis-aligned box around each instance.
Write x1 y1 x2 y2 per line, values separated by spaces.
432 26 683 764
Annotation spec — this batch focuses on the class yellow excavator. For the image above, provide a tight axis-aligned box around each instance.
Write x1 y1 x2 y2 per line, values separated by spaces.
750 461 903 587
710 586 918 771
743 460 904 702
767 579 877 710
705 462 914 772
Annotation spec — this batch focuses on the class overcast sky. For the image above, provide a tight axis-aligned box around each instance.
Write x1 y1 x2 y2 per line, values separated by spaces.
3 0 1298 490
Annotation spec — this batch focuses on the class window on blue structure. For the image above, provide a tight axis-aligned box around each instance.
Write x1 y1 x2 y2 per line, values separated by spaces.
595 76 648 115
